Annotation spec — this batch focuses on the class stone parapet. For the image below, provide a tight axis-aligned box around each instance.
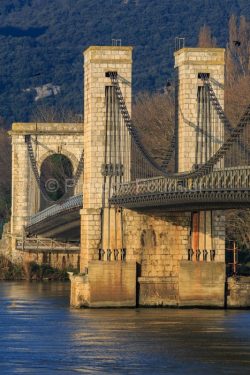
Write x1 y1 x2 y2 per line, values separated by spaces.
11 122 83 135
174 47 225 68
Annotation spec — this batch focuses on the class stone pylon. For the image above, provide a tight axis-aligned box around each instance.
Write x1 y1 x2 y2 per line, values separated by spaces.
80 46 133 271
70 46 136 308
175 48 225 262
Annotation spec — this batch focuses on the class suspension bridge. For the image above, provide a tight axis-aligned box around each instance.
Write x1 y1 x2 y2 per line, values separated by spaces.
24 70 250 234
3 45 250 308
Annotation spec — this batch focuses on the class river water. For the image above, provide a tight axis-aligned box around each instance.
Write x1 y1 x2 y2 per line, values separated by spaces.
0 282 250 375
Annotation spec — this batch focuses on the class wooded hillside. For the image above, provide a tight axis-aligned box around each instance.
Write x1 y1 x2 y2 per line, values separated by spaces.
0 0 249 124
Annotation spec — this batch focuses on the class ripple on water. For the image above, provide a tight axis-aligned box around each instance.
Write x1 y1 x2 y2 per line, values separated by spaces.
0 282 250 375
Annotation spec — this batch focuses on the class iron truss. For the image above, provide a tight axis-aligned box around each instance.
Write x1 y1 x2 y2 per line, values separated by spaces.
110 167 250 209
16 237 80 253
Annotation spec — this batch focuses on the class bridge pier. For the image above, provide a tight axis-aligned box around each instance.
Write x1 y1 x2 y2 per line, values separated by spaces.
71 207 191 308
124 209 190 306
71 206 226 307
80 208 101 272
124 209 226 307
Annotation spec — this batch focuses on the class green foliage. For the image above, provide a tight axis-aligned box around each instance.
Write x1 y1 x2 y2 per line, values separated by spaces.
0 255 75 281
0 255 23 280
27 262 71 281
0 0 248 126
4 263 23 280
237 249 250 275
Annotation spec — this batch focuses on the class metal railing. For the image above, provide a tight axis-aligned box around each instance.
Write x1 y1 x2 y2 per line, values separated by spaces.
111 167 250 204
16 237 80 252
27 194 83 227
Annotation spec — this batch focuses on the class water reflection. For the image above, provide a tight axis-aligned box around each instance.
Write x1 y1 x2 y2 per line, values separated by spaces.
0 282 250 374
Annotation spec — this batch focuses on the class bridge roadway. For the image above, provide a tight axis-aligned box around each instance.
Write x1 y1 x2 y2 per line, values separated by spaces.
110 167 250 211
26 194 83 240
26 167 250 239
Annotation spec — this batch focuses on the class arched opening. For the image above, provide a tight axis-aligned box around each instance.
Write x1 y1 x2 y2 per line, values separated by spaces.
40 154 74 210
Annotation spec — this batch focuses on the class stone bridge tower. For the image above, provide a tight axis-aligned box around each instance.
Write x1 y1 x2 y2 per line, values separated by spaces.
4 122 83 266
80 46 132 271
70 46 135 307
175 48 226 264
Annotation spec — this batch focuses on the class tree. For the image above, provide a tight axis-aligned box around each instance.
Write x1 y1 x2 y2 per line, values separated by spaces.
226 210 250 248
132 89 175 166
30 104 82 123
225 15 250 124
224 15 250 248
197 25 217 48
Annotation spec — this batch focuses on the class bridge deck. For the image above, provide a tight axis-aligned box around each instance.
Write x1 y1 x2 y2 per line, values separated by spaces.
110 167 250 210
25 168 250 239
26 194 83 240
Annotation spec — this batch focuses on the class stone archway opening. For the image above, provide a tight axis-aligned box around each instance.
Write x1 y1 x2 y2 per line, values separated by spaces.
40 153 74 210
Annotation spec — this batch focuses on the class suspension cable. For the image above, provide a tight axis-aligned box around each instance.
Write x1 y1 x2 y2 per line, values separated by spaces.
25 135 84 202
201 74 250 159
108 72 250 180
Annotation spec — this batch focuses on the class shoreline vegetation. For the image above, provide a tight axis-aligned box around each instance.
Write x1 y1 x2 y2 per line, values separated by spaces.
0 255 73 281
